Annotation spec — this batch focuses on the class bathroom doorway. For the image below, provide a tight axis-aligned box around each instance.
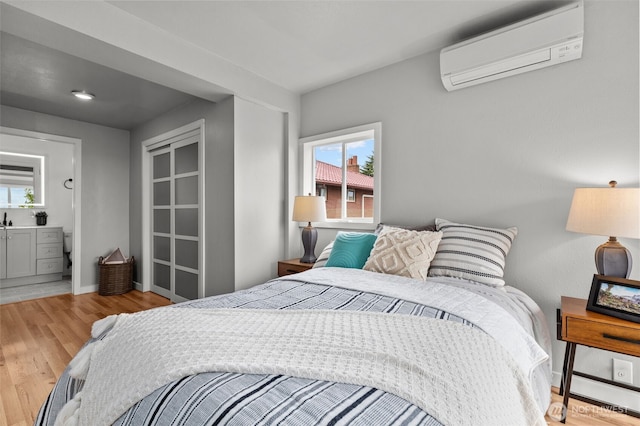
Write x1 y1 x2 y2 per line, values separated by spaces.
0 127 81 301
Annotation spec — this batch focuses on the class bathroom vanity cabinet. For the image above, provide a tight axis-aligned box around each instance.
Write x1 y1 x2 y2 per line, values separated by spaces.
1 228 36 279
0 226 63 288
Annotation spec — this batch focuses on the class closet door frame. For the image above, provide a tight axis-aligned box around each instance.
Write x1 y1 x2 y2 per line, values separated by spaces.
141 119 205 300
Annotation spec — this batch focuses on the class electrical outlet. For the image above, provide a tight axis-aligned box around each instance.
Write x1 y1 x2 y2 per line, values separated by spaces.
613 358 633 385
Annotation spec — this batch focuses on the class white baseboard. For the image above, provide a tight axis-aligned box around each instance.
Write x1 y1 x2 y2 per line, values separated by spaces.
75 284 98 295
75 282 143 295
552 371 639 411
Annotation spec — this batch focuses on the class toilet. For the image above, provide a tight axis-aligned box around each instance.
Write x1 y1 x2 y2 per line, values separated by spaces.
63 232 72 269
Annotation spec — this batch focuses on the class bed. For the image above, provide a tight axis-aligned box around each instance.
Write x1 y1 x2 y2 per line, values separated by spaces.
37 219 552 426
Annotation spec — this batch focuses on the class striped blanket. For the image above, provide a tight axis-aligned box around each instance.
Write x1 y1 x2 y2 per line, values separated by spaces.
38 268 550 426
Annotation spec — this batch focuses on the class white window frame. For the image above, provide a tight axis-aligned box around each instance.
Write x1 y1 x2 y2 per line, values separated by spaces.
300 122 381 230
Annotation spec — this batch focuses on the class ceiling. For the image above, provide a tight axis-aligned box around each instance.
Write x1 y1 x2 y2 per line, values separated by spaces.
0 32 197 130
0 1 571 130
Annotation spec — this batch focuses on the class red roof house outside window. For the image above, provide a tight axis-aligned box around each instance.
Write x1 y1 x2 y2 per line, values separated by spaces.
315 156 374 219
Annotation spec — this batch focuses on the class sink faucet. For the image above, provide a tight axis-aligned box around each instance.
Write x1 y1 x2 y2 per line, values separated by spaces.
2 212 6 226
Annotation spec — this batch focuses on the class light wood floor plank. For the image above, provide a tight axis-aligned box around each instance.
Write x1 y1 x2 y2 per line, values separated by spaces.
1 290 170 425
0 347 25 426
548 388 640 425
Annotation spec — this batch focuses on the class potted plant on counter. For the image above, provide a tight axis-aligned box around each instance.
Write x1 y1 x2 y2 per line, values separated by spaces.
35 211 48 226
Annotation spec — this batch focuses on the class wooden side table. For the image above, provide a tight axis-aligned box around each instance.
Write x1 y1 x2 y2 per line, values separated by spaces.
557 296 640 422
277 258 314 277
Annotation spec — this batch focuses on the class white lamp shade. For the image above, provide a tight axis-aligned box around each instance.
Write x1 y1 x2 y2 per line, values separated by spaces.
566 187 640 239
292 195 327 223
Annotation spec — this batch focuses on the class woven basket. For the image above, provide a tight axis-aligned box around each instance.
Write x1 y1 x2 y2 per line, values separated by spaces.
98 256 134 296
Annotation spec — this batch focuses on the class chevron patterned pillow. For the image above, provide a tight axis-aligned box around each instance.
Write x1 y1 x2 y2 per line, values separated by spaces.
363 227 442 280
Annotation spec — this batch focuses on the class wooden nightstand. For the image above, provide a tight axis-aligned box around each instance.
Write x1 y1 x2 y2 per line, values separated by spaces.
557 296 640 422
277 258 314 277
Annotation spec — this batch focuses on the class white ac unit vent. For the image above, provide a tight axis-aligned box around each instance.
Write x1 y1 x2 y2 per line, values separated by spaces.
440 1 583 91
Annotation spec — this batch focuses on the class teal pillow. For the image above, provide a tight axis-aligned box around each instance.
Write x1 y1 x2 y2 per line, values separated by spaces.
325 232 377 269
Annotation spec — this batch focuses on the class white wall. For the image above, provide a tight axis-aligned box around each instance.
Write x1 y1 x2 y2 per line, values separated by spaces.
204 97 236 296
234 97 285 290
0 105 130 291
301 0 639 407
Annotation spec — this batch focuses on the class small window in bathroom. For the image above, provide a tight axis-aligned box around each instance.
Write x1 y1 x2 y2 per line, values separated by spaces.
0 152 45 207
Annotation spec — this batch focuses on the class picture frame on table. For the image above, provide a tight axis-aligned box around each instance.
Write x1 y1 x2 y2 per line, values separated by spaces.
586 274 640 324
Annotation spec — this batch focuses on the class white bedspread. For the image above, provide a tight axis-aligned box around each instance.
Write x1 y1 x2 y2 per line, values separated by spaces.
289 268 552 412
297 268 549 381
57 308 545 426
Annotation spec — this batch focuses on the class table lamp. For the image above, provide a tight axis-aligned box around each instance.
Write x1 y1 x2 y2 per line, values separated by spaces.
292 194 326 263
566 181 640 278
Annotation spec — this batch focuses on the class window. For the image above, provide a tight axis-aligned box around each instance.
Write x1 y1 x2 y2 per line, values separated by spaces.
0 185 34 207
316 185 327 199
300 123 381 227
0 152 45 208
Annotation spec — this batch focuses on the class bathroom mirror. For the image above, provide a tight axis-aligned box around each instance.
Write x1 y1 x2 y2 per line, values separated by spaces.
0 151 46 208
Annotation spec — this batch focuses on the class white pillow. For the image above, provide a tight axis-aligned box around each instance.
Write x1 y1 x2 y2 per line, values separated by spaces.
427 218 517 287
363 227 442 280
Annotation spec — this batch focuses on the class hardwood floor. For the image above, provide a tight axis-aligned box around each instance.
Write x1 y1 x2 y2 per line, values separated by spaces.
0 290 170 426
1 290 638 426
548 387 640 425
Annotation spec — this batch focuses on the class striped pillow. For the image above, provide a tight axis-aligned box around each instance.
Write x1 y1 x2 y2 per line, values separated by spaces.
427 218 517 287
312 241 334 268
374 223 437 234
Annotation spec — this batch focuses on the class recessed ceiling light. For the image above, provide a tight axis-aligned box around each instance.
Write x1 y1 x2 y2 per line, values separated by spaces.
71 90 95 100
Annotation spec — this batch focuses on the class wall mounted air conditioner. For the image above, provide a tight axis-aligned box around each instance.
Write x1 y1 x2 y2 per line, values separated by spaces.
440 1 583 91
